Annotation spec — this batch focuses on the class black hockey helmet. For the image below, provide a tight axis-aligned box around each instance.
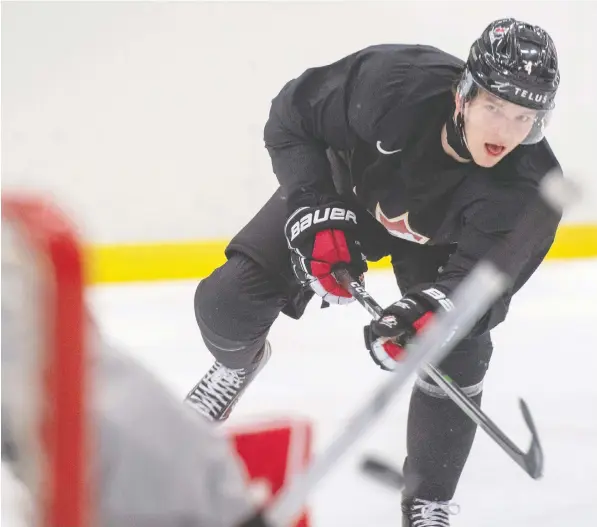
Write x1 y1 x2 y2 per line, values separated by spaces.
456 18 560 145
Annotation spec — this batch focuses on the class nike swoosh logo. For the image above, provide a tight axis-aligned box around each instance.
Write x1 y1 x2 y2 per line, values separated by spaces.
376 141 402 155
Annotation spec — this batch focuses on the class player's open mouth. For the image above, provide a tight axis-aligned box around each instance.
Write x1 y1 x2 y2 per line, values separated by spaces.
485 143 505 157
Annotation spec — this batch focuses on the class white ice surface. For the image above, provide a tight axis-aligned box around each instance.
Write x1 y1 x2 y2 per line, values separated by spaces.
89 259 597 526
3 260 596 526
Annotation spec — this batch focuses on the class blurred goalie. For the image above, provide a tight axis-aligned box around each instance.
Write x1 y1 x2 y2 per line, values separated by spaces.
1 205 260 527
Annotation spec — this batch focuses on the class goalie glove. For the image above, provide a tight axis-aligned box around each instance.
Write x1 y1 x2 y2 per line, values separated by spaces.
284 202 367 305
364 287 454 370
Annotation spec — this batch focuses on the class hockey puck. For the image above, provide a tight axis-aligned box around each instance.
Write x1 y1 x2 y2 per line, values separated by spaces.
360 456 405 491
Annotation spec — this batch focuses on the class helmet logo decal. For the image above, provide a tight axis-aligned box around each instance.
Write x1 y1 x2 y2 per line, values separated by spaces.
493 81 512 93
513 87 548 104
490 26 507 42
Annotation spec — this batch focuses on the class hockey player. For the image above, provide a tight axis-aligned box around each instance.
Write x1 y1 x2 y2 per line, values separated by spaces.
187 18 561 526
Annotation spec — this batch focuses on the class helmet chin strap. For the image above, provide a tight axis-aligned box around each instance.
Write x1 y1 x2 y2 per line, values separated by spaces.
445 107 473 161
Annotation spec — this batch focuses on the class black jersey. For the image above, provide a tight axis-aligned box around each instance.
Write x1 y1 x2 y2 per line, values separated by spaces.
262 44 562 331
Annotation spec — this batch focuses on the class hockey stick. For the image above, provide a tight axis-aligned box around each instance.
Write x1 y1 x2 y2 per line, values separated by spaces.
238 171 577 527
342 277 544 480
340 171 581 487
251 262 510 527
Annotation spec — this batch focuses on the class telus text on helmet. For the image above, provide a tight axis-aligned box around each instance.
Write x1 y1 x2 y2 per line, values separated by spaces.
512 88 548 104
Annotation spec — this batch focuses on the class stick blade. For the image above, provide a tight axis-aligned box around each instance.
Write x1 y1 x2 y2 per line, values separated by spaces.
519 398 544 479
360 456 405 491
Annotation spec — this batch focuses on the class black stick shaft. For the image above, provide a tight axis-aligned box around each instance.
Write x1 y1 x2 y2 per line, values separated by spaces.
342 278 543 479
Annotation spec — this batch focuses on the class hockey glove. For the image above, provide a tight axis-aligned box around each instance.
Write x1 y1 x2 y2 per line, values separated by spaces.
364 286 454 370
284 202 367 305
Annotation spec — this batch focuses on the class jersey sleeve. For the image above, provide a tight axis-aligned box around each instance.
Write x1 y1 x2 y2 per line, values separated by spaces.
430 174 562 336
263 47 412 211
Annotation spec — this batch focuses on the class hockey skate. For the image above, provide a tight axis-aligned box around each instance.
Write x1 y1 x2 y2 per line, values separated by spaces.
185 341 272 421
402 497 460 527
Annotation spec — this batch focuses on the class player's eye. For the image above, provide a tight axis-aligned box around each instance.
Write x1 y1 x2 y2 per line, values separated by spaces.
516 114 533 123
485 104 498 113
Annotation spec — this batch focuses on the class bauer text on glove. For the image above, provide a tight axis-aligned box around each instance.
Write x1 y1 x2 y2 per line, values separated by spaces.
284 203 367 305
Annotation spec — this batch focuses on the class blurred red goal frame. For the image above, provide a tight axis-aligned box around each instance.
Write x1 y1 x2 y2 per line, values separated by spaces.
2 194 88 526
3 195 313 527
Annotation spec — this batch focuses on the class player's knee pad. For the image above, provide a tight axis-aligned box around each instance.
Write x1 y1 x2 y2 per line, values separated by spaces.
194 254 285 369
414 376 484 399
414 332 493 399
196 313 267 369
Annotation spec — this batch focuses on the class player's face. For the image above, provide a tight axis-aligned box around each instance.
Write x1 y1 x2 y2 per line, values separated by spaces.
463 90 537 167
